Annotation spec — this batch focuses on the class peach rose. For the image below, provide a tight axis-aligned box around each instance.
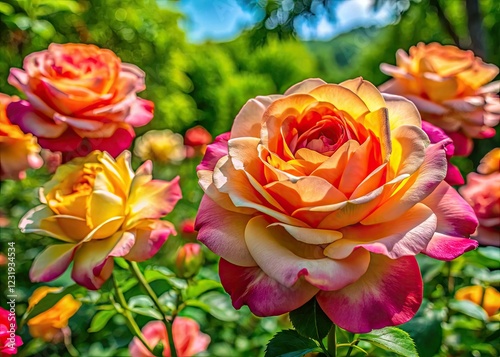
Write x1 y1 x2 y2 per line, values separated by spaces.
134 129 186 164
196 78 478 333
19 150 182 289
459 153 500 246
380 42 500 156
455 286 500 318
0 93 42 180
129 318 210 357
7 43 154 161
477 147 500 174
27 286 81 343
0 307 23 356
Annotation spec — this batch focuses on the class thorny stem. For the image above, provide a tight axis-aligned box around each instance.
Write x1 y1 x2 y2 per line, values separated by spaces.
130 261 178 357
112 273 155 355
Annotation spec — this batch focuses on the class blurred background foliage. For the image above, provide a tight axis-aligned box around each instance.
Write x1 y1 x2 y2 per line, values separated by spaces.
0 0 499 356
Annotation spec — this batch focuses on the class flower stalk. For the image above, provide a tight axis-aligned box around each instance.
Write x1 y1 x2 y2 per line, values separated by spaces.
130 261 178 357
112 273 155 355
327 324 337 357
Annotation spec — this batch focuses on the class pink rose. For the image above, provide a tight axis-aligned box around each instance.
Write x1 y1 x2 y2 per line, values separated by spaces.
0 307 23 356
7 43 154 161
129 318 210 357
460 170 500 246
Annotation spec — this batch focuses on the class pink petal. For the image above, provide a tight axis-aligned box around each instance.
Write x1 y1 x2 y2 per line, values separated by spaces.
197 132 230 171
7 101 67 138
125 220 175 261
72 231 135 289
317 254 422 333
30 244 77 282
88 126 135 158
124 98 154 127
328 203 437 259
219 258 319 316
195 195 256 267
422 233 478 261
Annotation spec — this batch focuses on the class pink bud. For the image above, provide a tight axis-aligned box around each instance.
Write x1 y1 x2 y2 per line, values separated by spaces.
175 243 203 278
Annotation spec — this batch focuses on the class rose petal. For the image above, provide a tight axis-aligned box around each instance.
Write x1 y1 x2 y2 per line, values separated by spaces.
72 231 135 289
317 254 422 333
219 258 319 316
30 244 77 282
19 205 78 242
125 220 175 261
195 195 256 267
197 132 230 171
245 215 371 291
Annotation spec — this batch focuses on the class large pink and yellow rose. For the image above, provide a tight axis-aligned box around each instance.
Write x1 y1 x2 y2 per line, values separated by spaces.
7 43 154 161
380 42 500 156
19 151 182 290
196 78 478 333
129 318 210 357
0 93 42 180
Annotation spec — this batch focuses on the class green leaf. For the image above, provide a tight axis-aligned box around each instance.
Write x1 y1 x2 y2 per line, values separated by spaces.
198 291 240 322
264 330 321 357
115 257 130 270
129 307 163 320
0 2 14 15
144 266 188 289
24 285 85 321
88 310 116 333
289 298 332 341
185 279 222 299
359 327 418 357
400 300 443 357
448 299 489 322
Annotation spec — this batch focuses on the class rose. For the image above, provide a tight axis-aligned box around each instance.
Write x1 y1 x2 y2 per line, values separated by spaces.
133 129 186 164
0 307 23 356
455 286 500 318
196 77 478 333
380 42 500 156
7 43 154 161
19 150 182 289
129 318 210 357
27 286 81 343
0 93 42 180
184 125 212 158
175 243 203 278
459 158 500 247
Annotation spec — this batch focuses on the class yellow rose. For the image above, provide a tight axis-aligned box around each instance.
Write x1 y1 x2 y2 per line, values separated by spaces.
455 286 500 318
27 286 81 343
134 129 186 164
380 42 499 156
19 151 182 289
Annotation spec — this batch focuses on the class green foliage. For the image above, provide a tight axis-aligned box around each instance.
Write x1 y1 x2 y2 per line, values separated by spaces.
265 330 321 357
289 298 332 342
359 327 419 357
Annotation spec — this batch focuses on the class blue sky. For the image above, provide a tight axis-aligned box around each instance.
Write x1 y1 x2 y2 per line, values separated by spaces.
162 0 406 43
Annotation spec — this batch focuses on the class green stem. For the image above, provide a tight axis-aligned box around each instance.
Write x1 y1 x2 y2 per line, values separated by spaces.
130 262 178 357
446 261 454 295
112 273 155 355
327 324 337 357
345 339 360 357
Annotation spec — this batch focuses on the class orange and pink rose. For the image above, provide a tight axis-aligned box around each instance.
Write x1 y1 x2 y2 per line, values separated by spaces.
7 43 154 161
196 78 478 333
380 42 499 156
